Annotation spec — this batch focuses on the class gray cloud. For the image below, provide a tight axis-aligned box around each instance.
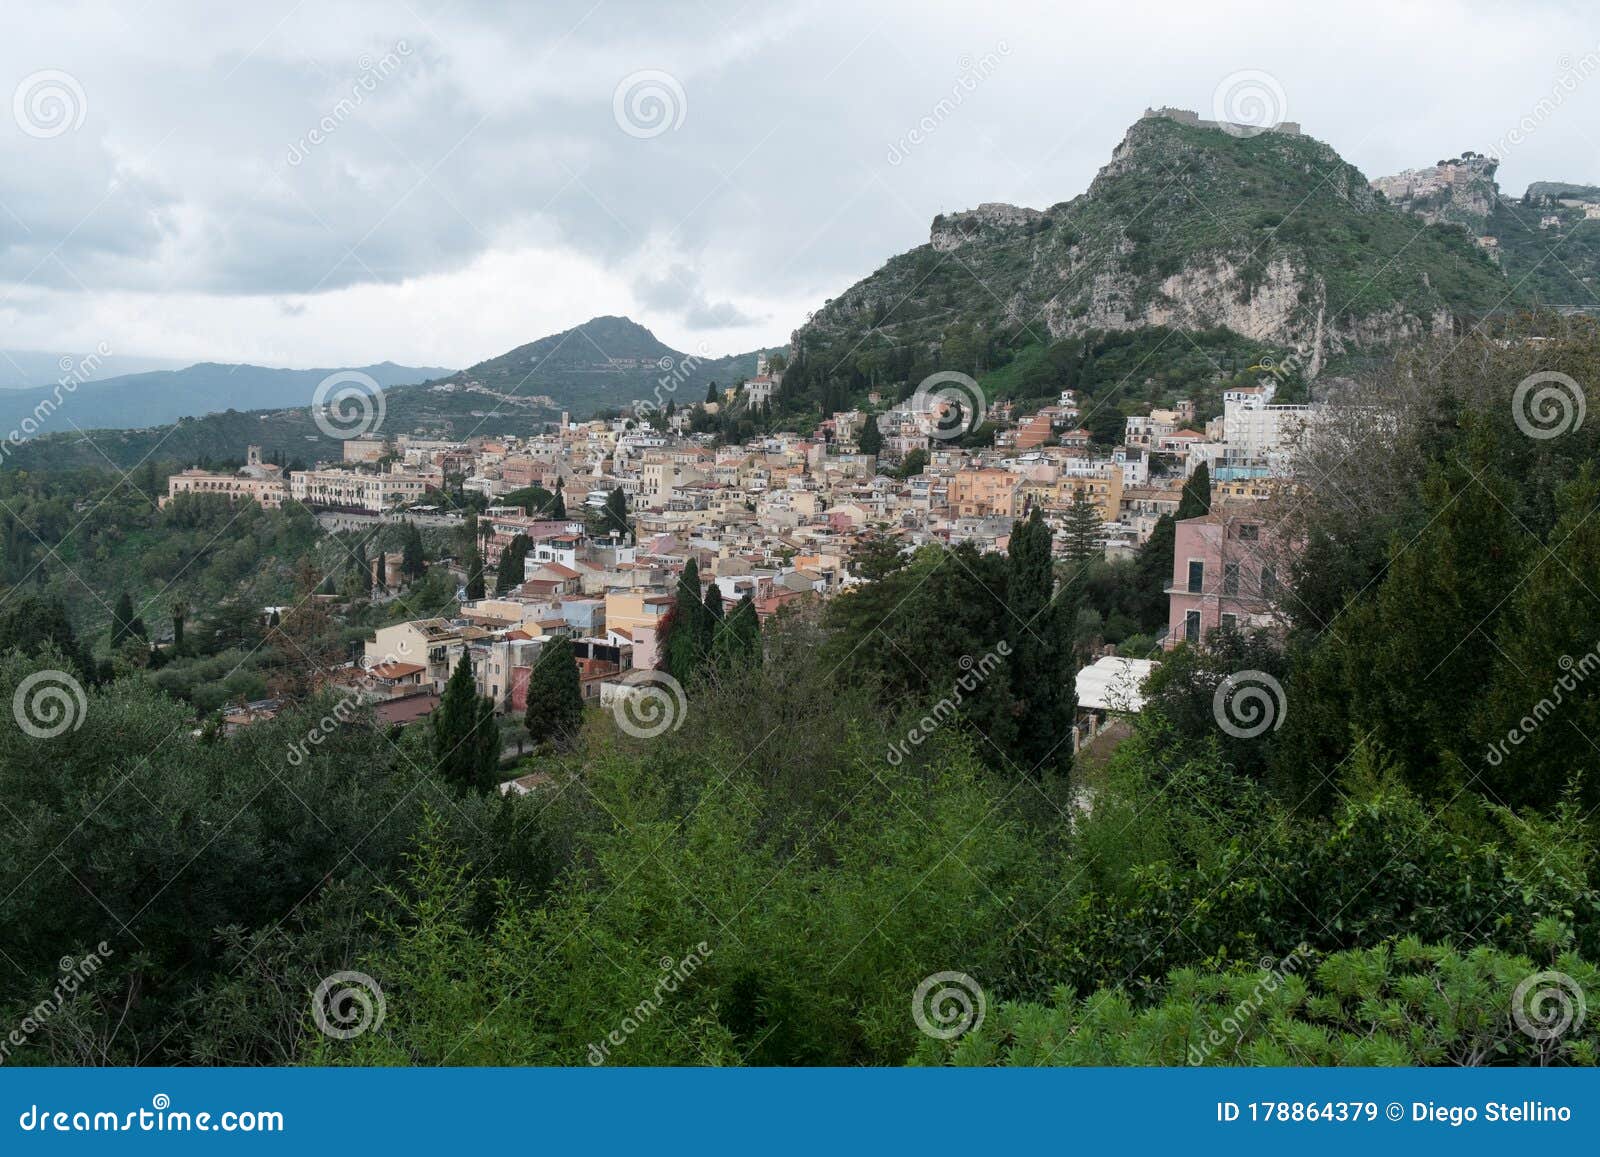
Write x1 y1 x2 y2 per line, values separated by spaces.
631 262 762 329
2 0 1598 366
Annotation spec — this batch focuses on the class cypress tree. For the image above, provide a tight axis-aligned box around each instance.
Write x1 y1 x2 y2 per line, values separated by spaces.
1006 508 1076 776
434 652 499 792
495 534 530 596
401 522 426 578
665 558 707 685
602 488 629 537
715 592 763 672
1133 514 1176 633
1178 462 1211 520
112 592 136 647
858 414 883 456
524 635 584 747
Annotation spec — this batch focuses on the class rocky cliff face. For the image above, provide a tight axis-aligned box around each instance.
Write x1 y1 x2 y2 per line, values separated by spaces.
796 115 1506 378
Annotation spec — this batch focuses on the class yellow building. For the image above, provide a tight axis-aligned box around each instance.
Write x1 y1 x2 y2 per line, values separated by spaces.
1052 469 1124 523
948 468 1022 518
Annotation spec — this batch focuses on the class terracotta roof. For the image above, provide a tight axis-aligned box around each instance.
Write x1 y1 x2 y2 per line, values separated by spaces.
372 693 440 726
367 661 425 679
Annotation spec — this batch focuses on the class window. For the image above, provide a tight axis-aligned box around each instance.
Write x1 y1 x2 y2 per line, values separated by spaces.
1261 566 1278 596
1185 610 1201 643
1223 562 1240 596
1186 560 1204 593
1220 612 1238 632
1238 523 1260 541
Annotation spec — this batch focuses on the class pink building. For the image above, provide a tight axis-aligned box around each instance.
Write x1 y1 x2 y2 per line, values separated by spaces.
1165 506 1287 647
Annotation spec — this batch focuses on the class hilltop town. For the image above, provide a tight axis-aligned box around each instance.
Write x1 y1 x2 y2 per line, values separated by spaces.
162 347 1315 769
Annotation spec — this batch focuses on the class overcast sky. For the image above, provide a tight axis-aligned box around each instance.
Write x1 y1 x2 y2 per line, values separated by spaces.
3 0 1598 372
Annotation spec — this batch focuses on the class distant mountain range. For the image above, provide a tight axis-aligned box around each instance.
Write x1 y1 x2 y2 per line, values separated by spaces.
0 350 189 389
1 319 771 471
0 361 452 444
